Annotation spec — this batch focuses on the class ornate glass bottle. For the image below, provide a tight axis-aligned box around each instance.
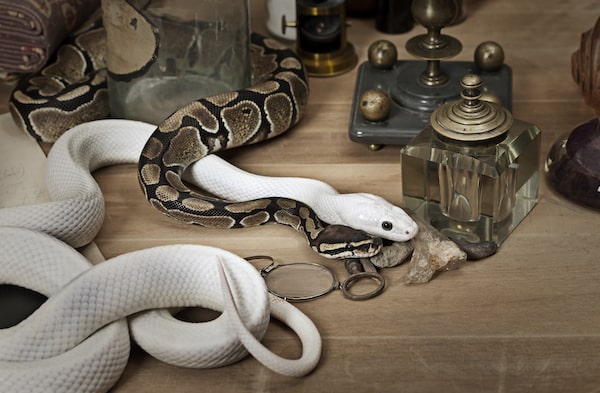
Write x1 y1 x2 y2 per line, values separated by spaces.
401 74 541 246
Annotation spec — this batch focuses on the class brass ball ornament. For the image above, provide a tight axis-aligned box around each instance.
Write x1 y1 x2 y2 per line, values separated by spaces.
359 89 392 122
367 40 398 69
474 41 505 72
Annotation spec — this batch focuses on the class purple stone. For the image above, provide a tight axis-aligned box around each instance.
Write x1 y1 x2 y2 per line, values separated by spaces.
546 117 600 209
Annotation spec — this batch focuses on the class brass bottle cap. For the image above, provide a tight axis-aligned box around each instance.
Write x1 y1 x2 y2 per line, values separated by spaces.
431 74 513 143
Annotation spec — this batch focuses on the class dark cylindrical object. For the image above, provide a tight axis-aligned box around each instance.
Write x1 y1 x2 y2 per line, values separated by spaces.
345 0 377 17
297 0 345 54
375 0 414 34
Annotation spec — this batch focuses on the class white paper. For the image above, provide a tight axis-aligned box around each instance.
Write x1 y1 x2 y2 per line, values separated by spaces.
0 114 50 208
0 113 105 263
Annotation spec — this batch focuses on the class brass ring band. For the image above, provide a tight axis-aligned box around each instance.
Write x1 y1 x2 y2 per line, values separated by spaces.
341 272 385 301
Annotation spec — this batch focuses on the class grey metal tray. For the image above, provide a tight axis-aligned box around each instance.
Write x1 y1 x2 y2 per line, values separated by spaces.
348 60 512 147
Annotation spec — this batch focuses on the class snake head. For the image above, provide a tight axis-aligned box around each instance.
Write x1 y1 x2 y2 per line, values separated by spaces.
336 193 418 242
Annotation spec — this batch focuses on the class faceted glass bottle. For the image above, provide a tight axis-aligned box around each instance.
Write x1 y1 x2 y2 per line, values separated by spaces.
401 74 541 246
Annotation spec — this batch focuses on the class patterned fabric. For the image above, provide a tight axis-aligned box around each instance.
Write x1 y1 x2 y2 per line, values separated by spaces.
0 0 99 73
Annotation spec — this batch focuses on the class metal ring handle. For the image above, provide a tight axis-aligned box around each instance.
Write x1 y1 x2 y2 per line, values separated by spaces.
341 272 385 301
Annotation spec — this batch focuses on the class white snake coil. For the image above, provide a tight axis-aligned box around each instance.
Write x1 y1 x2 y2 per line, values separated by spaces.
0 227 321 392
0 121 328 392
0 13 417 393
3 8 418 390
0 119 417 392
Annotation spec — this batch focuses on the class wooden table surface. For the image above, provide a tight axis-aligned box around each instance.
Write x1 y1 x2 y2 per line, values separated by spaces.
2 0 600 392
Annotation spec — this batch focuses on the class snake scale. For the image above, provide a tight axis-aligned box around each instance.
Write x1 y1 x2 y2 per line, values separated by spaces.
2 4 418 392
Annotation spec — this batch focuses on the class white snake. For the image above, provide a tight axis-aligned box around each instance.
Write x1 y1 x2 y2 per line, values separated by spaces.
0 121 320 392
0 227 321 392
0 119 416 250
185 154 418 242
3 3 418 388
0 119 417 392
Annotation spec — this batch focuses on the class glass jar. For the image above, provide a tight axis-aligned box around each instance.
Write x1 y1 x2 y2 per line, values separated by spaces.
401 74 541 246
102 0 251 124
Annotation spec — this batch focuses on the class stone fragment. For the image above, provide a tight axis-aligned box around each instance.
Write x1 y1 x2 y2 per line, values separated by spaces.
369 239 414 268
404 215 467 284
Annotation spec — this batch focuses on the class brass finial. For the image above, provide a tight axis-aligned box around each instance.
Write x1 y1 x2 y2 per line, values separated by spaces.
431 74 513 143
405 0 463 86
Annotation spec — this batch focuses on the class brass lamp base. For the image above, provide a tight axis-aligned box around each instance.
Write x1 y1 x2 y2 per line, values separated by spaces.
300 43 358 77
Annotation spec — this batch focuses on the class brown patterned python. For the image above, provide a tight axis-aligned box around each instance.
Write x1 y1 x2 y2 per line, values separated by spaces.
137 33 417 258
9 10 108 142
8 11 418 258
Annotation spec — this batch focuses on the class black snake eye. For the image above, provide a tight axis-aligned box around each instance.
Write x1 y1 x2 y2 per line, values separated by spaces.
381 221 393 231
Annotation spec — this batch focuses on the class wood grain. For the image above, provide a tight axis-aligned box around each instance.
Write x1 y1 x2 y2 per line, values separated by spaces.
1 0 600 391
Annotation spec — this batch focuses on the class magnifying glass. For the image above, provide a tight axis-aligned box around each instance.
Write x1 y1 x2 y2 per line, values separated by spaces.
246 256 385 302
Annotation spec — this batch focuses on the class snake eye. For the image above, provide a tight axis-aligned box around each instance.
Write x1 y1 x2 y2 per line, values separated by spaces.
381 221 393 231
